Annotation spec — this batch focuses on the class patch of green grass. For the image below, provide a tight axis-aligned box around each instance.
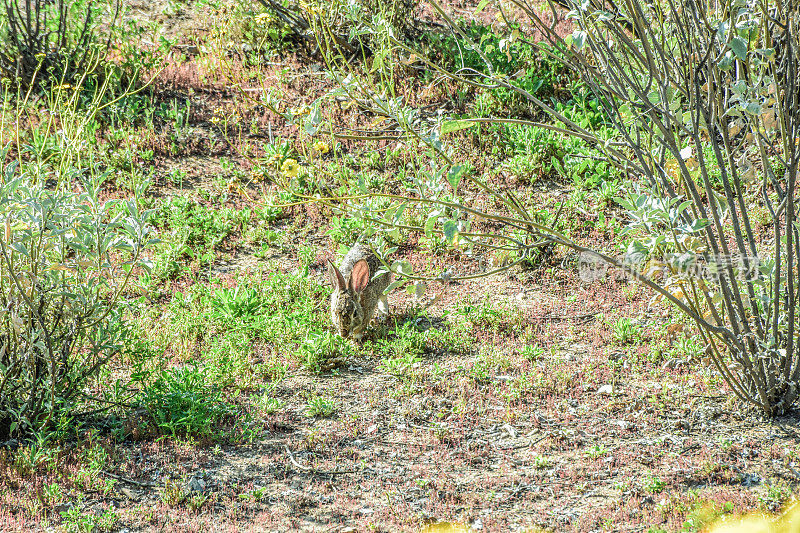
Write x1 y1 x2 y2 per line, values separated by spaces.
612 318 642 345
239 486 270 502
60 503 119 533
521 345 545 361
423 22 573 115
134 365 236 440
759 479 794 512
207 285 265 324
463 346 513 385
255 394 285 415
498 125 571 183
70 439 115 495
643 474 667 494
12 433 59 476
673 335 703 361
585 443 609 459
161 477 186 507
485 91 619 189
680 500 735 532
375 321 429 358
304 395 337 418
327 214 369 245
205 331 259 390
379 350 423 378
298 331 356 373
42 482 64 507
533 455 551 469
150 195 249 277
454 296 522 333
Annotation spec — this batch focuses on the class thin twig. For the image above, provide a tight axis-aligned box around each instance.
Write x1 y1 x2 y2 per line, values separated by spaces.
100 470 159 488
283 445 358 475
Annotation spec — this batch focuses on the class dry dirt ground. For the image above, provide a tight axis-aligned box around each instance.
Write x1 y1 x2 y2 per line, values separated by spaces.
85 267 800 532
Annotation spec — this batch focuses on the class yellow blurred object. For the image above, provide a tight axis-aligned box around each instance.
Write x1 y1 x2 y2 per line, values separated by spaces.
313 140 330 154
419 522 470 533
707 502 800 533
281 158 299 177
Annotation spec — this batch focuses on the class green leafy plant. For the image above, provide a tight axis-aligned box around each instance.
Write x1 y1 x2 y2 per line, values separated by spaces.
255 0 419 56
297 331 355 373
12 432 58 475
643 474 667 495
60 502 119 533
304 394 336 418
612 318 641 345
208 285 264 323
135 365 235 439
161 477 186 507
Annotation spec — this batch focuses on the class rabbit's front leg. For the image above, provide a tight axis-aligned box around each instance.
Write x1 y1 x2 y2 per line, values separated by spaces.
377 294 389 317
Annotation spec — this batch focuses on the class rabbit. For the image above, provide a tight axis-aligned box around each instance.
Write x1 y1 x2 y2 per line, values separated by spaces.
327 244 391 340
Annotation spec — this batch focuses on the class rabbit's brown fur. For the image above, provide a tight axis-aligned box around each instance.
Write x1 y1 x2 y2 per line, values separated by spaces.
327 245 390 340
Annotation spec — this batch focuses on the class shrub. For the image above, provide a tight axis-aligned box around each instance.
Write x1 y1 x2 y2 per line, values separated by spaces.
256 0 419 54
0 0 121 89
0 161 152 439
308 0 800 416
0 69 154 439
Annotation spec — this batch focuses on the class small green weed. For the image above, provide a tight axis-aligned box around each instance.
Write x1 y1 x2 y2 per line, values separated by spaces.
60 504 119 533
256 394 284 415
135 366 235 439
612 318 642 345
521 345 544 361
759 479 794 512
161 478 186 507
681 501 735 532
304 395 337 418
239 486 269 502
42 483 64 507
208 285 264 323
585 444 608 459
379 350 422 378
298 331 355 373
643 474 667 494
533 455 551 469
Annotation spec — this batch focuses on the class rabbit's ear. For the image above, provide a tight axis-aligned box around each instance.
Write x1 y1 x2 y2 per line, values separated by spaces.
349 259 370 293
327 260 346 290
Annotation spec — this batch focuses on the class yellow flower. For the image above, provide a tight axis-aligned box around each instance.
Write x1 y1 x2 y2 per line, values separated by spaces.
210 108 224 125
289 105 310 117
281 158 299 177
299 1 320 16
54 84 73 91
313 140 330 154
255 12 274 25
